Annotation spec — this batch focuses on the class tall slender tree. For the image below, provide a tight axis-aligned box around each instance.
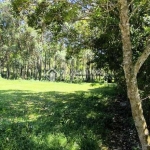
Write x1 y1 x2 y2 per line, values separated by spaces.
118 0 150 149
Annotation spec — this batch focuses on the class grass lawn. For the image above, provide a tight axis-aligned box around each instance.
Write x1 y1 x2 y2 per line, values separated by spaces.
0 78 111 92
0 78 139 150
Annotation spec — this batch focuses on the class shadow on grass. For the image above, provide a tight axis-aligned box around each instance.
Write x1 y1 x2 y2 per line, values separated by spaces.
0 86 140 150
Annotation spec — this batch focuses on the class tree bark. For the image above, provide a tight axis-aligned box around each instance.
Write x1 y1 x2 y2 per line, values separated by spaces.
134 41 150 76
118 0 150 149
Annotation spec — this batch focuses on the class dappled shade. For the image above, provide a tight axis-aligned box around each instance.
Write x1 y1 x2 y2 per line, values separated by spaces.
0 85 140 150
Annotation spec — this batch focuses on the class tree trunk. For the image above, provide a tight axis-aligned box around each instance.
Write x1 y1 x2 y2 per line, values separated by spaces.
38 57 42 81
127 76 149 150
118 0 150 149
6 64 10 79
44 51 47 80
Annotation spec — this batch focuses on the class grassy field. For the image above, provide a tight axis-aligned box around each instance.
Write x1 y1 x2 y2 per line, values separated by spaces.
0 78 139 150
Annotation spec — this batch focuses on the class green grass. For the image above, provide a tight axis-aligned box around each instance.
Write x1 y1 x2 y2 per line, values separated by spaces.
0 78 118 150
0 78 114 92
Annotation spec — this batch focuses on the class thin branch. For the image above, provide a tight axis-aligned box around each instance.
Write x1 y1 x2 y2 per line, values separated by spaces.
141 96 150 101
134 38 150 76
128 0 134 7
128 0 149 21
128 5 140 21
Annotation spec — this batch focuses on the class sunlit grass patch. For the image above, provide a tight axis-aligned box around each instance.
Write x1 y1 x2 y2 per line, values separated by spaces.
0 79 103 93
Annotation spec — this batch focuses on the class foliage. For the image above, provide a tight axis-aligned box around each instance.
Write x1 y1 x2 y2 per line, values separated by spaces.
10 0 150 74
0 1 100 82
88 0 150 96
12 0 79 31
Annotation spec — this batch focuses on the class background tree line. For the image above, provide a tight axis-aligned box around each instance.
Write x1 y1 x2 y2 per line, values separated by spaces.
0 1 107 82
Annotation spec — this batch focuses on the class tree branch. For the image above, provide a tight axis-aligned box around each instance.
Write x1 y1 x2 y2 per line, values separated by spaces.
134 38 150 76
128 0 134 7
128 0 149 21
128 5 140 21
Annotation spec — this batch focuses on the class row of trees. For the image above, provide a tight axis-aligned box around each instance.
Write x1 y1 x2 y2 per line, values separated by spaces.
0 1 106 82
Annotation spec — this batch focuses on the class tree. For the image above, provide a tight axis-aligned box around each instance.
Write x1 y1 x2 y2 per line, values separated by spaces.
0 1 19 79
118 0 150 149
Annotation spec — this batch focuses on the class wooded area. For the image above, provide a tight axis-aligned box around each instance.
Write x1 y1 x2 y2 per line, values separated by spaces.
0 0 150 149
0 0 106 82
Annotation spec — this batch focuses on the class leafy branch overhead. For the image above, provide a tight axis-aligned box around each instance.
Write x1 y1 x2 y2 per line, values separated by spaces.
12 0 80 30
